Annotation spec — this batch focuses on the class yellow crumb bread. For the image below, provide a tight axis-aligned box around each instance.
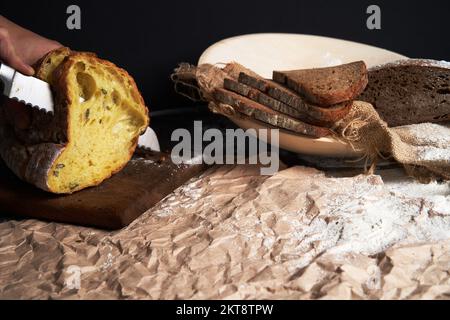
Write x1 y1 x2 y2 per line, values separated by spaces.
0 47 149 194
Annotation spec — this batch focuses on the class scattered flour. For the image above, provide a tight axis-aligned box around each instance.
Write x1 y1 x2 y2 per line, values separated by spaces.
153 178 204 217
129 158 156 165
395 122 450 148
417 146 450 163
133 164 450 272
215 167 450 267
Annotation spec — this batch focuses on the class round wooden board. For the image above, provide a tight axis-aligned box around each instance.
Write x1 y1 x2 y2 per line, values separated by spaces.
199 33 408 157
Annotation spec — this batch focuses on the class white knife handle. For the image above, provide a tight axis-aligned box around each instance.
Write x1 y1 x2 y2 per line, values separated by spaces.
0 62 15 95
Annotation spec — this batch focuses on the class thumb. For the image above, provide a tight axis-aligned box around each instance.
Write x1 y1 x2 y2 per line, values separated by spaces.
0 28 34 76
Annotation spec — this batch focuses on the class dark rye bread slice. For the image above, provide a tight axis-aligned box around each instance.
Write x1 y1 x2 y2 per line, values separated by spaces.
223 78 324 125
238 72 352 125
358 59 450 127
213 88 331 137
273 61 368 106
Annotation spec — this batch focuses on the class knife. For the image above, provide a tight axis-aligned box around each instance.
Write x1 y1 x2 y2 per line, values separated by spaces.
0 62 54 113
137 127 160 152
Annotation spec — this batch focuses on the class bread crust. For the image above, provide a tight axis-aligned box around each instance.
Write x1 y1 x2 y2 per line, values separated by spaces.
35 47 72 82
368 59 450 71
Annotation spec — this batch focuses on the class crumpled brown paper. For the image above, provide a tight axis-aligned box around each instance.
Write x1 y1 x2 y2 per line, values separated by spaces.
0 164 449 299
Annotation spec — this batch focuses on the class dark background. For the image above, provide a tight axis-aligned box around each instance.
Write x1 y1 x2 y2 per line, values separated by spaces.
1 0 449 111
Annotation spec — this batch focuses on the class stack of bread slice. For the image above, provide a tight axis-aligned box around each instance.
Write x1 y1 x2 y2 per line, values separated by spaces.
210 61 368 138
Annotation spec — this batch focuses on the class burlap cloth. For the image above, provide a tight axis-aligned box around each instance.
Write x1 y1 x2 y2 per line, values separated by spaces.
172 62 450 181
338 102 449 181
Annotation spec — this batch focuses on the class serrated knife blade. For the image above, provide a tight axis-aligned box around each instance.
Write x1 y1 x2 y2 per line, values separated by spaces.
0 63 54 113
137 127 160 152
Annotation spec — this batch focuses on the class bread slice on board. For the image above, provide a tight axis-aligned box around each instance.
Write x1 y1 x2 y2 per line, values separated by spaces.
236 74 352 126
273 61 368 106
358 59 450 126
0 48 149 194
212 88 331 137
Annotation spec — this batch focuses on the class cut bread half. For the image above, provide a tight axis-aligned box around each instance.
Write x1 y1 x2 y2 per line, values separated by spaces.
273 61 368 106
213 88 331 137
359 59 450 126
0 48 149 194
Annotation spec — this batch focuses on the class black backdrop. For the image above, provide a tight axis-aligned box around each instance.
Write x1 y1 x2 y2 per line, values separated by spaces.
1 0 449 111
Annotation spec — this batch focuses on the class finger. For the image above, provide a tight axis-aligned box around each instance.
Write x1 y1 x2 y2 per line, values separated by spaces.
0 28 35 75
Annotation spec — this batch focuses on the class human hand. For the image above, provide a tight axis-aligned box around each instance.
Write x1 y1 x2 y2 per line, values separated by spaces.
1 15 62 129
0 27 35 75
0 15 62 75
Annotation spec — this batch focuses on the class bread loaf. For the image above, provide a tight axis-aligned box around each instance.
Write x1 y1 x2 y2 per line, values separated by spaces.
273 61 368 106
359 59 450 126
0 48 149 194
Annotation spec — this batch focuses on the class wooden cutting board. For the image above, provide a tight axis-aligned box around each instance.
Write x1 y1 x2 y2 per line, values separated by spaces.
0 150 206 230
